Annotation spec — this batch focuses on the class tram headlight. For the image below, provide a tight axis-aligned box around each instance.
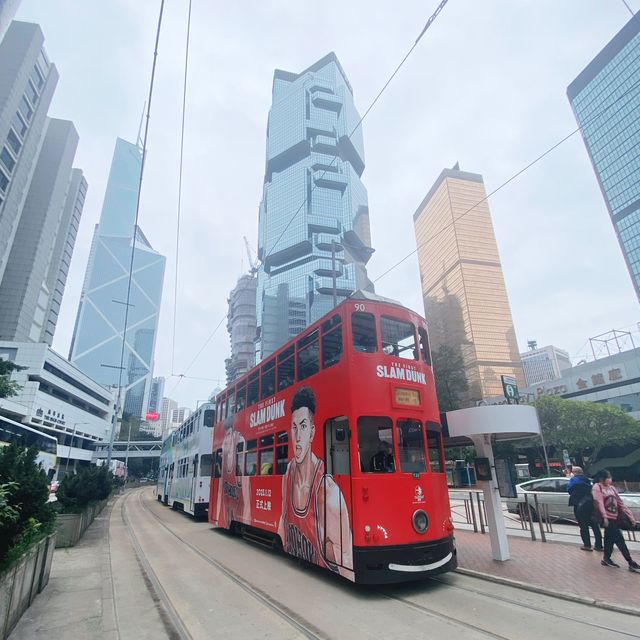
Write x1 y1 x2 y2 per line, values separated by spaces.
412 509 429 534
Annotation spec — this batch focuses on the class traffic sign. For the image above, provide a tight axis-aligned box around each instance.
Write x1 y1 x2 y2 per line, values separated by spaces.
501 375 520 404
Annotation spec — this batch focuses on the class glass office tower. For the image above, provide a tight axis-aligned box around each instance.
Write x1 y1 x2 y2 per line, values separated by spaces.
69 138 165 418
256 52 374 358
567 13 640 299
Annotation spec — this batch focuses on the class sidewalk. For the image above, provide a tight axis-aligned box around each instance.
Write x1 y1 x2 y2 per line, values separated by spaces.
455 528 640 615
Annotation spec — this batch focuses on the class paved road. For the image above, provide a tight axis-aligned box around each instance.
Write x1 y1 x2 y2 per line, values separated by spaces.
118 488 639 640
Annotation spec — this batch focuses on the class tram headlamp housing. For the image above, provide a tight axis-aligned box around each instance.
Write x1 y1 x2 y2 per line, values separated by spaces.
412 509 429 534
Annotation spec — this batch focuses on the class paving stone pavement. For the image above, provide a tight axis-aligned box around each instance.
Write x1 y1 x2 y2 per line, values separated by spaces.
455 528 640 614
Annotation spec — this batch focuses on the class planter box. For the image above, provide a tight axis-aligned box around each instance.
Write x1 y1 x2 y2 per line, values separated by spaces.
0 533 55 640
54 498 108 548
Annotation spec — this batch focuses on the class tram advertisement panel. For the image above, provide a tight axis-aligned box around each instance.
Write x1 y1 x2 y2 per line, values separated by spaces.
212 385 353 578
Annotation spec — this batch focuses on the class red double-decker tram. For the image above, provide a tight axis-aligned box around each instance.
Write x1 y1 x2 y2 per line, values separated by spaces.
209 293 456 583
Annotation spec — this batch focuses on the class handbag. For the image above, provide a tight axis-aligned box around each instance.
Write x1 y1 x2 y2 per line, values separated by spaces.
617 509 635 530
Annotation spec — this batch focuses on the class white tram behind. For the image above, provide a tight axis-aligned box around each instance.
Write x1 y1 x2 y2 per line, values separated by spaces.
156 403 215 517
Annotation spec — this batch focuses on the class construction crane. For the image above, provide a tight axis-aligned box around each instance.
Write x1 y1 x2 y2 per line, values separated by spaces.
243 236 259 276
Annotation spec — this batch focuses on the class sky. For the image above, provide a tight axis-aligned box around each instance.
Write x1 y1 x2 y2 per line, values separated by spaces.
13 0 640 410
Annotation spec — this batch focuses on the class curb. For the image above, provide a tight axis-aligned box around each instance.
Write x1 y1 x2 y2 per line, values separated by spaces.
455 567 640 617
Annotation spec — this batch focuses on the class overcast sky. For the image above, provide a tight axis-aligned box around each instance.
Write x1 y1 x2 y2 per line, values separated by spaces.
14 0 640 409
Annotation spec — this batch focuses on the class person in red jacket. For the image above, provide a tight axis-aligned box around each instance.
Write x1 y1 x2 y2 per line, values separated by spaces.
592 469 640 572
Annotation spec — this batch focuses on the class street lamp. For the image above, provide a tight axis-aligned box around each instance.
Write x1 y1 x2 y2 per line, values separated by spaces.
63 422 89 476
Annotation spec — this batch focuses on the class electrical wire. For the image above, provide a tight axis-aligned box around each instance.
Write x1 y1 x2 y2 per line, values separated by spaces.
261 0 449 265
621 0 636 17
373 74 640 284
167 1 450 392
171 0 192 375
115 0 165 395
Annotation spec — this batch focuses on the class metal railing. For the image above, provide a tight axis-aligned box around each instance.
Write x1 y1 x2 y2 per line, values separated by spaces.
448 489 638 544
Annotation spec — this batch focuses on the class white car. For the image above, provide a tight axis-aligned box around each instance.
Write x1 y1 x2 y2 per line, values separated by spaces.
504 476 640 522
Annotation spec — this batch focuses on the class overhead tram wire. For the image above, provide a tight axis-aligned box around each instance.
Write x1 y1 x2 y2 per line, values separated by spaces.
171 0 192 376
108 0 165 469
167 1 450 392
261 0 450 265
373 73 640 285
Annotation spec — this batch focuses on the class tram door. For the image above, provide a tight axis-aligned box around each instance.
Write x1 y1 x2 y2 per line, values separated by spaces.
191 454 199 511
324 417 353 570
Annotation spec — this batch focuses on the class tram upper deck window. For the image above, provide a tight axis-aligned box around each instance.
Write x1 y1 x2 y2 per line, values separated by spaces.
261 359 276 399
322 315 342 368
397 419 427 473
247 371 260 406
381 316 417 360
352 312 377 353
297 329 319 381
203 409 215 428
277 346 295 391
418 326 431 366
426 422 444 473
226 390 236 417
357 417 395 473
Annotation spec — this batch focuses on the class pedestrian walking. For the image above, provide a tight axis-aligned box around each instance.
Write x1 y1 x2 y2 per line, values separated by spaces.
592 469 640 573
567 466 602 551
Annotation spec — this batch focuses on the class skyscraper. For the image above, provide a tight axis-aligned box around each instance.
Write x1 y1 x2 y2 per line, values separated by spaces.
0 119 84 344
225 273 257 384
148 376 165 415
413 164 525 407
256 52 374 358
0 22 85 345
70 138 165 418
0 1 21 43
567 13 640 299
0 21 58 285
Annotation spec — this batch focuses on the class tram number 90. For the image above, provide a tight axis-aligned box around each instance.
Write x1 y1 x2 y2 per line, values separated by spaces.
354 303 366 312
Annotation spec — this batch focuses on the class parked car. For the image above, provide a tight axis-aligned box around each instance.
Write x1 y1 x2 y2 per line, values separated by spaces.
504 477 640 522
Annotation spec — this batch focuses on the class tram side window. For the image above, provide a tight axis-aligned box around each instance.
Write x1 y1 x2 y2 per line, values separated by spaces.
352 312 377 353
322 325 342 368
227 390 236 417
276 431 288 475
418 326 431 366
297 329 319 381
213 449 222 478
259 435 274 475
245 439 257 476
357 417 395 473
277 346 295 391
381 316 417 360
199 454 212 478
397 419 427 473
426 423 444 473
261 360 276 399
236 441 245 476
247 372 260 407
235 383 246 412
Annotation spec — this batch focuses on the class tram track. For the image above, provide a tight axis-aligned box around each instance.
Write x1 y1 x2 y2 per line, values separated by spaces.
131 488 327 640
429 576 640 638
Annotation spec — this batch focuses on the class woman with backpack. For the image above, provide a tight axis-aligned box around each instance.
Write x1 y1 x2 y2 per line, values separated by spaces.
567 466 602 551
592 469 640 572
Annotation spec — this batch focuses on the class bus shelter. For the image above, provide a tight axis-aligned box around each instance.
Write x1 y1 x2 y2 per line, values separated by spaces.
444 405 541 561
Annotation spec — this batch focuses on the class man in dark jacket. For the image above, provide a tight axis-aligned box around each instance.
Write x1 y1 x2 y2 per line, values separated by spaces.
567 466 603 551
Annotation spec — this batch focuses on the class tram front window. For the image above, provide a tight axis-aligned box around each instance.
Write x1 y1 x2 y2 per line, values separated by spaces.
427 423 444 473
381 316 417 360
357 417 394 473
396 419 427 473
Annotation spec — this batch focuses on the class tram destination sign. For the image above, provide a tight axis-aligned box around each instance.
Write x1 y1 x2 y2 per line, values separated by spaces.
394 388 421 406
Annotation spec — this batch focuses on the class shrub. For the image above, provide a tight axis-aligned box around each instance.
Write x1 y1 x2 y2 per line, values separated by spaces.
0 444 55 568
56 465 113 512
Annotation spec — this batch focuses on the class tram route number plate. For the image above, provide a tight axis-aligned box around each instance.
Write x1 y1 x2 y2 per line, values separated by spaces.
394 388 420 406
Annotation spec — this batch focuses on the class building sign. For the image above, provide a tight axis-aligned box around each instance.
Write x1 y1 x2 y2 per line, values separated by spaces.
36 408 66 427
146 412 160 421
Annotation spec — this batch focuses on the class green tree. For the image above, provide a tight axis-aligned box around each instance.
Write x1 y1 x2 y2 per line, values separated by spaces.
0 358 25 399
0 444 54 563
432 344 469 412
534 396 640 469
56 465 113 512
